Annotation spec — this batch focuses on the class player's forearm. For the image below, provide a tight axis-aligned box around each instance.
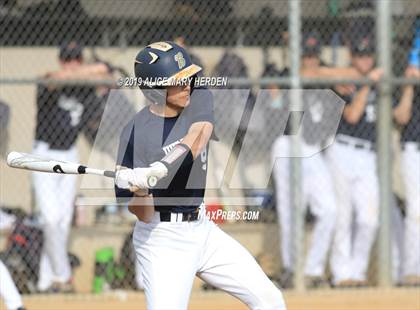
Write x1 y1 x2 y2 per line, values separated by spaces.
343 85 370 124
394 86 414 125
301 66 360 96
301 66 360 79
146 122 212 183
153 122 212 175
47 63 112 81
181 122 213 159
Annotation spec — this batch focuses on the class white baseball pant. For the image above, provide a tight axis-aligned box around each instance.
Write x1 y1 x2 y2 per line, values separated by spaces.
32 141 78 290
0 259 23 310
0 210 16 231
133 205 286 310
401 142 420 277
272 136 336 277
327 136 379 283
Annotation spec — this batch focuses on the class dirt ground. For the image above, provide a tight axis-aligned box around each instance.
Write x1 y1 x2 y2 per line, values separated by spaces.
9 288 419 310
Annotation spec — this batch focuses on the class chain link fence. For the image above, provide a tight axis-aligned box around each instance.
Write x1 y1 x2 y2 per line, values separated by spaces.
0 0 419 301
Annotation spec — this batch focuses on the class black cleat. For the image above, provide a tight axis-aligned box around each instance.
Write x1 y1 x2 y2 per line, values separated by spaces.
305 276 329 289
279 269 294 289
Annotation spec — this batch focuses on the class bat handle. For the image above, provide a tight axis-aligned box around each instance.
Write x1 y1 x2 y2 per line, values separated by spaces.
103 170 115 178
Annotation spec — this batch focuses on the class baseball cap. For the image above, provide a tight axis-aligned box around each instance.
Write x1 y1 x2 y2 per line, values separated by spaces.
261 63 281 78
302 32 321 57
350 34 375 55
59 41 83 61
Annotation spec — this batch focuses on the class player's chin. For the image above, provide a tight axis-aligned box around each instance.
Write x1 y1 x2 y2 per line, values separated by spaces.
174 96 190 108
182 97 191 107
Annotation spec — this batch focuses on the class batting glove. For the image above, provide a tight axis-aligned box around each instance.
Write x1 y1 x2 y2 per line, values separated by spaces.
132 162 168 188
115 167 137 189
115 162 168 189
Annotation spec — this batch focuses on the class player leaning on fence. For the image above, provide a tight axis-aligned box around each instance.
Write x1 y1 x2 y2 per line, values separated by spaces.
326 34 384 287
272 32 338 289
393 64 420 286
33 41 111 293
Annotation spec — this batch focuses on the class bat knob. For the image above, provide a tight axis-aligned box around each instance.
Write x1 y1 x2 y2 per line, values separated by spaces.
147 176 158 188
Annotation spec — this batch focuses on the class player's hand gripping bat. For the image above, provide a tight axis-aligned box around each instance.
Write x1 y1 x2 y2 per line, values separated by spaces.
6 151 158 187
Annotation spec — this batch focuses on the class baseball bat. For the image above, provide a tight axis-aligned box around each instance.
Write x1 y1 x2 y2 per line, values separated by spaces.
6 151 158 187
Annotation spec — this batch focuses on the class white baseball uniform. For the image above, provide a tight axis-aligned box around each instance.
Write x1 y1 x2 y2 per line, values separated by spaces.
270 88 339 279
32 141 78 290
272 137 336 277
401 143 420 277
328 87 379 283
133 204 286 309
399 87 420 278
0 259 23 310
116 88 286 309
33 84 96 290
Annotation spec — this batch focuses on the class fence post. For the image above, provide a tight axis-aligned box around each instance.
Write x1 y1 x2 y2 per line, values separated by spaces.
288 0 305 292
376 0 393 287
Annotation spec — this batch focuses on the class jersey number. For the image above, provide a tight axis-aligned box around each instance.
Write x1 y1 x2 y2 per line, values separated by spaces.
58 96 84 127
200 148 207 171
308 100 324 123
365 104 376 123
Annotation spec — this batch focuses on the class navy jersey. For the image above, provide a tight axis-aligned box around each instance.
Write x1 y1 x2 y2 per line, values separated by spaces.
301 87 342 145
401 86 420 143
264 86 338 146
115 88 214 213
337 86 377 142
35 84 97 149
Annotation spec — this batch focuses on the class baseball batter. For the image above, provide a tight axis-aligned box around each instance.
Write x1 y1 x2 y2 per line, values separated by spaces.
394 65 420 285
114 41 286 309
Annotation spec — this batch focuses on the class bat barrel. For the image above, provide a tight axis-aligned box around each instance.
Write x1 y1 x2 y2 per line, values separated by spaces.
7 151 156 188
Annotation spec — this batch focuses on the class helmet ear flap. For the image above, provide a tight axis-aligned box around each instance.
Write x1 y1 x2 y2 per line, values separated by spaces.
141 88 167 105
190 75 199 93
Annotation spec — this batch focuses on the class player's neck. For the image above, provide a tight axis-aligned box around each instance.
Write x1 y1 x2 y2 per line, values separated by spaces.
149 103 182 118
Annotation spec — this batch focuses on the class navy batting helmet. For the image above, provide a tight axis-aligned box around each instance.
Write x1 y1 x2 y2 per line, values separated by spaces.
134 41 202 104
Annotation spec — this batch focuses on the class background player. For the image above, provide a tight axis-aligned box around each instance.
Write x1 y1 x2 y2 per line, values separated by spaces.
32 41 111 292
0 101 25 309
0 210 25 310
327 34 383 287
114 41 286 309
393 64 420 286
271 32 337 288
0 259 25 310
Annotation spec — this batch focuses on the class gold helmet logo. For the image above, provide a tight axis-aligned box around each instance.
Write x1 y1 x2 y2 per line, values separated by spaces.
174 52 186 69
147 42 173 52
